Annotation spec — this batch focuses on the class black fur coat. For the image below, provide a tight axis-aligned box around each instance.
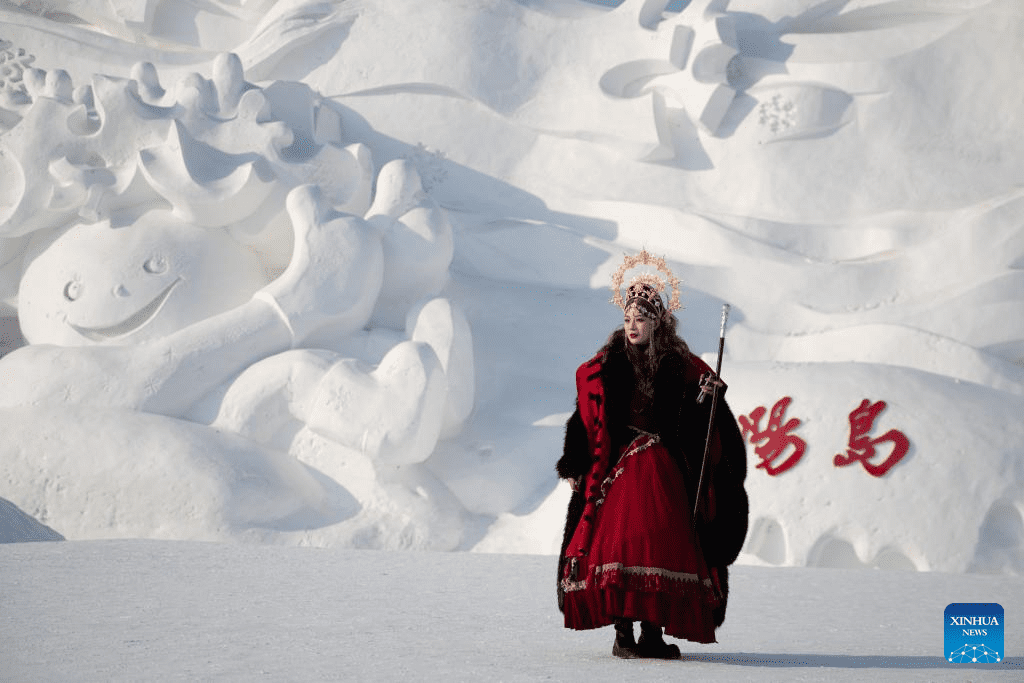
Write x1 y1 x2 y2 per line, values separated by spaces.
555 331 749 627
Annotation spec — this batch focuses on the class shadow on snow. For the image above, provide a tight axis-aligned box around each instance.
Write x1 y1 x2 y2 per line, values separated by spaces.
679 653 1024 670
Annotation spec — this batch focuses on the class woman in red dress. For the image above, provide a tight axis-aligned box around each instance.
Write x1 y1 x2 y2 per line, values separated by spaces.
556 252 748 659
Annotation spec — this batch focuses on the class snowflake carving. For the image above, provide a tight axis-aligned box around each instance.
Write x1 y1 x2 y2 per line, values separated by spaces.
758 94 797 134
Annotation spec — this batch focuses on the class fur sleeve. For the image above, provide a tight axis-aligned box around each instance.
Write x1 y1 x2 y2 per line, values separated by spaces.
555 405 589 613
700 399 749 568
555 406 591 480
656 353 749 569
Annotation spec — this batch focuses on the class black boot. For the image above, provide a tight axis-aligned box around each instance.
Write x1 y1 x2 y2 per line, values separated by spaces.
612 619 640 659
636 621 681 659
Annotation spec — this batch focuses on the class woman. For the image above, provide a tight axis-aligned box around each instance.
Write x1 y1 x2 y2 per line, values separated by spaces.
556 251 748 659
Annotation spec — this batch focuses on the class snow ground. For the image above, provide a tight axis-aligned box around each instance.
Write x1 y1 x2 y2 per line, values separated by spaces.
1 540 1022 682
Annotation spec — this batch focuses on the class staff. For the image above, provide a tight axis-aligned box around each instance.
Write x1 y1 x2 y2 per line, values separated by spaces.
692 303 730 530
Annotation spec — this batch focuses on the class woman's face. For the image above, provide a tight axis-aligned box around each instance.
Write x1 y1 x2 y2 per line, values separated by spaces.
624 305 655 345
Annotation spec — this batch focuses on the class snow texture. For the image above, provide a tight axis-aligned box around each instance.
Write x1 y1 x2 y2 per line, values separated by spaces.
1 540 1022 681
1 0 1024 583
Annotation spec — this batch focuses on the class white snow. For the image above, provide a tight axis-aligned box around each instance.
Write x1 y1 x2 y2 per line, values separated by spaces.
2 0 1024 675
1 540 1022 681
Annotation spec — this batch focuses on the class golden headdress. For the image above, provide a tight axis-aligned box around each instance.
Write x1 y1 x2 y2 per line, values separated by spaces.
610 249 682 320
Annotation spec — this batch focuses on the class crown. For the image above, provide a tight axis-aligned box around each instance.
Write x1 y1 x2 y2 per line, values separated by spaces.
610 249 682 318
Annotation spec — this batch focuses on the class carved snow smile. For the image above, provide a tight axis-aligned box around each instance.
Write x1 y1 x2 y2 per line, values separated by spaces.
70 277 183 342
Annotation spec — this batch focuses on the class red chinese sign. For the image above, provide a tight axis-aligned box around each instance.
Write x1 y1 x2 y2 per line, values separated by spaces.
738 397 807 476
739 397 909 477
832 399 910 477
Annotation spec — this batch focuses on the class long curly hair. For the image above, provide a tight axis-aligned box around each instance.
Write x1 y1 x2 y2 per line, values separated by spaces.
601 308 691 407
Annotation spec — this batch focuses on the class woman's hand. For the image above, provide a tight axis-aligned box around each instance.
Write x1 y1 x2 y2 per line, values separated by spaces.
567 477 580 492
697 371 726 403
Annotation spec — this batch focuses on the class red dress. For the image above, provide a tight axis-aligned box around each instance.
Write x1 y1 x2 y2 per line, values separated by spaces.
561 432 720 642
561 352 721 643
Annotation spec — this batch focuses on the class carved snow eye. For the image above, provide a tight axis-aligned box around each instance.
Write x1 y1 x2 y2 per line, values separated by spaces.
143 255 168 274
63 279 83 302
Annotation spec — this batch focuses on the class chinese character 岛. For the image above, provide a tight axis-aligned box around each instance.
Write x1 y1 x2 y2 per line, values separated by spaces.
833 399 910 477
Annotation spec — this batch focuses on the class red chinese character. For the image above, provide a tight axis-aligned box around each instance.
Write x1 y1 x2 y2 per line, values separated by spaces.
833 399 910 477
739 397 807 476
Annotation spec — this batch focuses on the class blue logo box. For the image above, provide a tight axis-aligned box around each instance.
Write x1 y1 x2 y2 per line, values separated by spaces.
945 603 1004 664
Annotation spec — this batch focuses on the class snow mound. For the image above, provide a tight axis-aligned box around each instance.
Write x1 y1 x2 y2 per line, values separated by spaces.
0 405 333 541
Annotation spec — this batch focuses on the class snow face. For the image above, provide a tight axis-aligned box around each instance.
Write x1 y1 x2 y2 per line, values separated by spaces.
1 0 1023 578
18 213 266 346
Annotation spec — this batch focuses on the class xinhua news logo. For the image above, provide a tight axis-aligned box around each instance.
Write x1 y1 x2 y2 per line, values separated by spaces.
945 603 1004 664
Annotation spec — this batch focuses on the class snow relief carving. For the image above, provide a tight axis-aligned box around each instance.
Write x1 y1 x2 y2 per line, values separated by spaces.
599 0 989 158
0 53 474 545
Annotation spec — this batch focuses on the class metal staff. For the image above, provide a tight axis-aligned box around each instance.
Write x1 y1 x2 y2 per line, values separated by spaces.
692 303 730 531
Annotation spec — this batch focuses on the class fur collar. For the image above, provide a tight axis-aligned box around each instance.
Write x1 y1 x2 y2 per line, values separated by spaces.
597 331 698 457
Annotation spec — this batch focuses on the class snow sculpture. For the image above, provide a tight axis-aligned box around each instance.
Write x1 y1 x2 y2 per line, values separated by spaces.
367 159 456 329
18 211 267 346
599 0 989 157
0 52 474 543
